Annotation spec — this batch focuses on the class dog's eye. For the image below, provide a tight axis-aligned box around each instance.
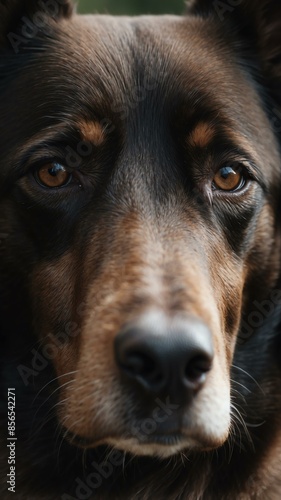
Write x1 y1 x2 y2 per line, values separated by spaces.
213 165 245 192
35 163 72 188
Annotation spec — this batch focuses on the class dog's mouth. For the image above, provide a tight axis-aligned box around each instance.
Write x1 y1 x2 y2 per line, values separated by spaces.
66 430 185 446
63 425 216 457
138 433 185 446
64 432 197 458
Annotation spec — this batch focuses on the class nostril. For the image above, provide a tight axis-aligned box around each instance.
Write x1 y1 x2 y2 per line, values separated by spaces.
185 355 213 386
121 351 154 376
120 350 164 388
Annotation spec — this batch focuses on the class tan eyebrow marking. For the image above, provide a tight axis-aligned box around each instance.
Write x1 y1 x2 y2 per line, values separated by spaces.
188 122 215 148
79 120 105 146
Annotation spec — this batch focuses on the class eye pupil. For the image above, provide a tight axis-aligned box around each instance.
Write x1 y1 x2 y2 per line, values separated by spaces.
48 165 61 177
220 167 235 179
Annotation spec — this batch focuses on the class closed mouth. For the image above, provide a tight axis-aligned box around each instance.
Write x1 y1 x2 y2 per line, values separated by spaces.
140 433 185 446
63 426 188 449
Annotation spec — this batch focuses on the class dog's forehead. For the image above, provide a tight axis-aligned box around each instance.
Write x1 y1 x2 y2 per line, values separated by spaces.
64 14 224 89
51 15 261 123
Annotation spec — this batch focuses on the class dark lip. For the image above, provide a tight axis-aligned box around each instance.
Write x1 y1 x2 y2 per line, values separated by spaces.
64 428 187 449
140 433 186 446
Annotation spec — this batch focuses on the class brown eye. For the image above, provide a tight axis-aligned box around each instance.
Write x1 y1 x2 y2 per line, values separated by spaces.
35 163 72 188
213 165 245 192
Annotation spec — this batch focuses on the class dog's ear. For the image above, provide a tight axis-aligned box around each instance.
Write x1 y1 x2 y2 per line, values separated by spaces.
0 0 73 51
187 0 281 107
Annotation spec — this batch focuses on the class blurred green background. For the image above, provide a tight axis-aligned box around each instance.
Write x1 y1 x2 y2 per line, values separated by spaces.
77 0 184 15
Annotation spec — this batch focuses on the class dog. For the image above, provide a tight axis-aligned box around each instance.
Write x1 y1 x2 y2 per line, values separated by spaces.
1 0 281 498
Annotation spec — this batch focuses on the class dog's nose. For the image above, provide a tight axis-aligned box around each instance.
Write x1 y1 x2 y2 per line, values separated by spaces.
114 314 214 400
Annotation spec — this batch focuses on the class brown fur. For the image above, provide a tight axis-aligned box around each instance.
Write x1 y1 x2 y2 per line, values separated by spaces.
188 122 216 148
79 121 106 146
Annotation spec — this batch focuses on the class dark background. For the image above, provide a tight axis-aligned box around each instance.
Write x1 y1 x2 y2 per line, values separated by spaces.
77 0 184 15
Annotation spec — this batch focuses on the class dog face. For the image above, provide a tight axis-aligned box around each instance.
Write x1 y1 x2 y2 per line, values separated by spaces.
1 0 281 459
